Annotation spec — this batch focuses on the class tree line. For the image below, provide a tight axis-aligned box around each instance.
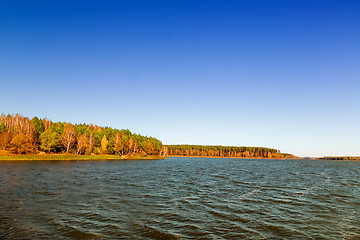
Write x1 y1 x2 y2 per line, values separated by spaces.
319 156 360 161
0 114 165 156
165 144 295 158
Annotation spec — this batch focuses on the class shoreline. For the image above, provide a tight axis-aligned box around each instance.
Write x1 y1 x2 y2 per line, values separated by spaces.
167 155 297 160
1 154 358 161
0 153 166 161
168 155 360 161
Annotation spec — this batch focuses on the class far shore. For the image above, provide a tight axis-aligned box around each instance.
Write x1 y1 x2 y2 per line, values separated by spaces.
168 155 360 161
1 153 358 161
167 155 297 160
0 152 166 161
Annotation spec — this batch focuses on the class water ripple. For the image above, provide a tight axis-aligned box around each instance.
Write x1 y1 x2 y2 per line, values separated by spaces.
0 158 359 239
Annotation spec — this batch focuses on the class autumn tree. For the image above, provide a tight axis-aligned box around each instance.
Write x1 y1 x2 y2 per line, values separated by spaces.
76 133 89 155
128 137 134 155
160 146 168 157
40 129 60 153
61 124 76 153
0 132 12 150
87 131 95 154
113 132 122 155
8 134 36 154
129 137 138 154
42 118 52 130
146 139 154 155
101 135 108 154
2 114 36 138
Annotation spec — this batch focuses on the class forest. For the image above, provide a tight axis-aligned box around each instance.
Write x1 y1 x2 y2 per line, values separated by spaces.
165 145 296 159
0 114 165 157
0 113 297 159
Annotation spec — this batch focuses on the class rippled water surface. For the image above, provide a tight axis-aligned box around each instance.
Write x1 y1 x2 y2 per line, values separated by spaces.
1 157 359 239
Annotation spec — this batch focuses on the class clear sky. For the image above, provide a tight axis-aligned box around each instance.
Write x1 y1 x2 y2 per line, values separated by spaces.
1 0 359 157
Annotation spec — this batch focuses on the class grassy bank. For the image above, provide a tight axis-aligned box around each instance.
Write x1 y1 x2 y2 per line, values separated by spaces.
0 151 166 161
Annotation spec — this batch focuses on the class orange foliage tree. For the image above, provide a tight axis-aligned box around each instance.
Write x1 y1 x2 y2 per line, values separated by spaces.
76 133 89 155
113 132 122 155
146 139 154 155
8 134 36 154
0 132 12 150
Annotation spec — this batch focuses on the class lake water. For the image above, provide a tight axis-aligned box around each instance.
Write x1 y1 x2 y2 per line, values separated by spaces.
0 157 359 239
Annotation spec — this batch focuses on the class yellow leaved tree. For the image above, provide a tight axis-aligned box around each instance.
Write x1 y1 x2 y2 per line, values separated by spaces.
101 135 108 154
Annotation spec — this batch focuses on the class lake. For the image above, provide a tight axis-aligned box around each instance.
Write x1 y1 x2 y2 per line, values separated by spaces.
0 157 359 239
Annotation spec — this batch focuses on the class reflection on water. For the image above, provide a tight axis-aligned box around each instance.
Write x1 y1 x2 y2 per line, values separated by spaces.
0 158 359 239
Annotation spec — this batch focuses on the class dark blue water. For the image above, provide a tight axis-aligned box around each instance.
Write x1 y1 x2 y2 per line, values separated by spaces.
0 157 359 239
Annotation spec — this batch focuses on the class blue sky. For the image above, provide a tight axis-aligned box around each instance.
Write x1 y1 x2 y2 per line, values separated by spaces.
1 0 359 157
